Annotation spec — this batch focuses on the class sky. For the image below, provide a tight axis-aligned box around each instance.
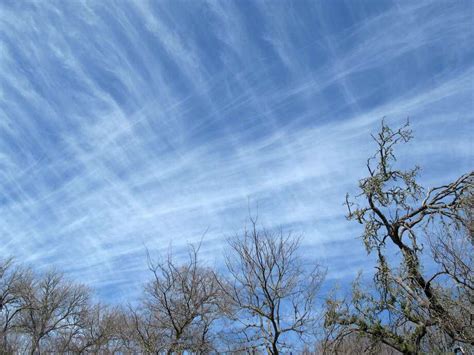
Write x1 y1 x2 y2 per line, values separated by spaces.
0 0 473 302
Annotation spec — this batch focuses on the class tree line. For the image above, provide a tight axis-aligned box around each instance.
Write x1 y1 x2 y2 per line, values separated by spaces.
1 121 472 354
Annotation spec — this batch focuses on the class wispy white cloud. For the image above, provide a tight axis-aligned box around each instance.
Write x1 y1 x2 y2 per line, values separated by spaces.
0 0 472 301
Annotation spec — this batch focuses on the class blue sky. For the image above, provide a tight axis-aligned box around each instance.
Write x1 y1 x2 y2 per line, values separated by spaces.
1 0 472 302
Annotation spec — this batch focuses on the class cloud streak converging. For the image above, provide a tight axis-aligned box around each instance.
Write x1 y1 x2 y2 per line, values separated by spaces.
0 0 472 301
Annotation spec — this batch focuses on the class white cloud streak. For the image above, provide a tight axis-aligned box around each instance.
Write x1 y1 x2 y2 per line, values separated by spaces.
0 0 472 301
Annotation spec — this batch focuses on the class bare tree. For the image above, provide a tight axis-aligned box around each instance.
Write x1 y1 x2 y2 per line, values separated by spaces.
220 217 325 354
115 305 165 353
53 303 123 354
0 258 32 354
324 120 473 354
143 244 224 354
16 270 90 354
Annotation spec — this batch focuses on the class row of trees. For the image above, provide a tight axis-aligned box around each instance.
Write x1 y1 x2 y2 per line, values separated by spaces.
0 224 325 354
1 121 472 354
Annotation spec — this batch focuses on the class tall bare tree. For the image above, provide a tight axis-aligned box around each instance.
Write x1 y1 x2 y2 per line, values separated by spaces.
324 120 473 354
0 258 32 354
16 270 90 354
220 217 325 354
53 303 123 354
143 244 224 354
